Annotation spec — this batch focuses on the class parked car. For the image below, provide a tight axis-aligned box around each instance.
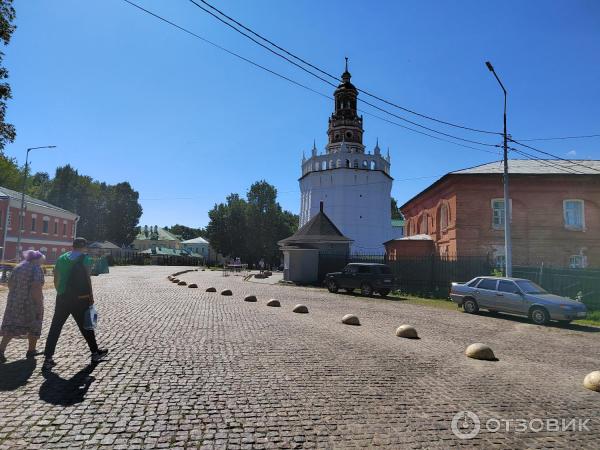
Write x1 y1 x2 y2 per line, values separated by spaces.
450 276 587 325
325 263 398 297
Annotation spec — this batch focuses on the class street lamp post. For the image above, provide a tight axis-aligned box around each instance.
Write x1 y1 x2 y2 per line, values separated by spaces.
15 145 56 262
485 61 512 277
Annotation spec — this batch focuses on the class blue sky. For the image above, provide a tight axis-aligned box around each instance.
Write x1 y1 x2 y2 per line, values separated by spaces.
4 0 600 228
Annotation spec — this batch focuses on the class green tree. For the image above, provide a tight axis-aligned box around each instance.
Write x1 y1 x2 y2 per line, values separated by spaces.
164 224 206 241
0 0 16 149
206 180 299 265
391 197 404 220
106 182 143 246
0 150 21 189
206 193 248 259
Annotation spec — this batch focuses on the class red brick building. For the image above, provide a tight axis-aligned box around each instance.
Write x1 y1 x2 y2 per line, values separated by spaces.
0 186 79 263
399 160 600 268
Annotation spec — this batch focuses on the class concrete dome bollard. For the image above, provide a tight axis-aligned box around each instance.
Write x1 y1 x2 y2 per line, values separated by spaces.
465 343 498 361
266 299 281 307
293 304 308 314
244 295 258 302
188 283 198 288
341 314 361 326
172 279 180 283
395 325 419 339
583 371 600 392
206 287 217 292
178 281 187 286
221 289 233 296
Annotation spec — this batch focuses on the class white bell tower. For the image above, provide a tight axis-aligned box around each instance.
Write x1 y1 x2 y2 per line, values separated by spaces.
299 60 394 253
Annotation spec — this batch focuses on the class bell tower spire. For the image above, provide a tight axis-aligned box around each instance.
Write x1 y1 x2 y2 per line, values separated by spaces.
326 58 364 152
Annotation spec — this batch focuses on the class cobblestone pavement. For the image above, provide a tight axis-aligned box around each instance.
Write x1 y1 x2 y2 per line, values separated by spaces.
0 266 599 449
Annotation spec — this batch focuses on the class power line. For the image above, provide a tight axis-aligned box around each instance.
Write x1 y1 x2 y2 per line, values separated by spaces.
188 0 501 136
121 0 330 101
512 133 600 142
510 139 600 173
122 0 500 154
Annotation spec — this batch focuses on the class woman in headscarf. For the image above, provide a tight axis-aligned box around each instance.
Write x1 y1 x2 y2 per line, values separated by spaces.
0 250 46 362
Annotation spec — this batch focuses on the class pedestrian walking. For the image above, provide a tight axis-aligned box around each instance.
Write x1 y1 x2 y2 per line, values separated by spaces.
0 250 46 363
43 237 108 370
258 258 265 274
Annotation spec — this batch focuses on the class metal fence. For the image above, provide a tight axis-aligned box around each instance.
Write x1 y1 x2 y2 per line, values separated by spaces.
317 253 600 311
318 253 492 298
88 249 202 267
513 266 600 311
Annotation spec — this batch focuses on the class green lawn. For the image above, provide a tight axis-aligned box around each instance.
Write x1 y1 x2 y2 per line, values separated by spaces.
388 292 600 327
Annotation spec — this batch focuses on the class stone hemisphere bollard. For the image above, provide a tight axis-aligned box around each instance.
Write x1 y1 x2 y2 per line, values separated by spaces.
206 287 217 292
188 283 198 288
221 289 233 296
266 299 281 307
244 295 258 302
172 279 180 283
465 343 498 361
178 281 187 286
583 371 600 392
341 314 361 326
395 325 419 339
293 304 309 314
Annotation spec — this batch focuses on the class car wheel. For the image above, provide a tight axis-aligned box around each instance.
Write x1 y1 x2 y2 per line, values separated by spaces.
530 307 549 325
463 298 479 314
379 289 390 297
326 280 339 293
361 283 373 297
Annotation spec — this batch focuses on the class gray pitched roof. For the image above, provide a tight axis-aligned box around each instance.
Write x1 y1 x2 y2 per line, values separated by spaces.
0 185 77 215
278 210 352 246
452 159 600 175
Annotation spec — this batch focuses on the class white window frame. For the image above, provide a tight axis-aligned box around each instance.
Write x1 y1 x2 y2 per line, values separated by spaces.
563 199 585 231
491 198 512 230
569 255 587 269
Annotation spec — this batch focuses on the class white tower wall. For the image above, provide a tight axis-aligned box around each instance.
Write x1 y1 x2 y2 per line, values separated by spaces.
299 167 393 253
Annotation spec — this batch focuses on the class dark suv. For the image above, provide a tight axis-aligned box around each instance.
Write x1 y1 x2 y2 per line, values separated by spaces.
325 263 398 297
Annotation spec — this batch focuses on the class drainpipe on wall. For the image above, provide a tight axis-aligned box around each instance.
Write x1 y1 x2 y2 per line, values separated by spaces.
1 199 10 263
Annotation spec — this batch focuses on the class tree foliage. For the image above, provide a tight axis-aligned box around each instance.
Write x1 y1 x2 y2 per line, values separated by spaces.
164 224 207 241
391 197 404 220
206 181 298 265
0 0 16 149
0 156 143 246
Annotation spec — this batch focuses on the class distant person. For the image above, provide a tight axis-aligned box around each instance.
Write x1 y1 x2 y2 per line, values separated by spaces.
0 251 46 363
258 258 265 274
43 238 108 370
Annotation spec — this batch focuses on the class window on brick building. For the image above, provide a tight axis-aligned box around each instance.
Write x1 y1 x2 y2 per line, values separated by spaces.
63 223 67 236
569 254 587 269
31 217 37 232
7 210 11 228
54 221 58 234
491 199 512 229
440 203 449 231
43 218 49 234
563 200 584 231
420 214 429 234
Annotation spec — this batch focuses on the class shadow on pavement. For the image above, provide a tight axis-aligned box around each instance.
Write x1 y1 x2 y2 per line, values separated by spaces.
476 310 600 332
39 363 96 405
0 358 36 391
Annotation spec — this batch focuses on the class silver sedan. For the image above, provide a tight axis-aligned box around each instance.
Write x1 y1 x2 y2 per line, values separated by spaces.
450 277 588 325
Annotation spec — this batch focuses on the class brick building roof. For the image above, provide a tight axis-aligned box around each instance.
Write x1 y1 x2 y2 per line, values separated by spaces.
0 185 77 216
452 159 600 175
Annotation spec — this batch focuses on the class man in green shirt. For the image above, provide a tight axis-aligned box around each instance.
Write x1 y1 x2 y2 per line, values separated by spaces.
43 237 108 369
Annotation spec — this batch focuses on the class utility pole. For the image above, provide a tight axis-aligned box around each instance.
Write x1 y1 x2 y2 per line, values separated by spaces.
485 61 512 277
15 145 56 262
